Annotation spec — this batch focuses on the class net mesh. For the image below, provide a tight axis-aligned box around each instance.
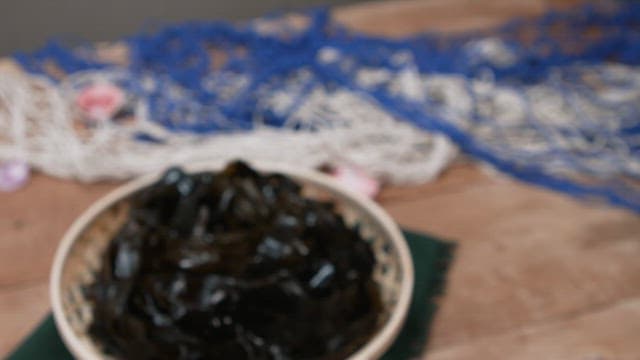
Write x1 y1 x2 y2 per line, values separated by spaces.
4 2 640 212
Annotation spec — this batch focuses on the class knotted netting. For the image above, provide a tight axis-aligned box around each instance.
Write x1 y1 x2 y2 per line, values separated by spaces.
1 2 639 212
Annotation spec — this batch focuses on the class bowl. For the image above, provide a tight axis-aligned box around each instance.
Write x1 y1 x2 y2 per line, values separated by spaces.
50 162 414 359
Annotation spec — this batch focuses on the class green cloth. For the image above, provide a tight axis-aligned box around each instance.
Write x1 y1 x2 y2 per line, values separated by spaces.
8 230 454 360
381 230 455 360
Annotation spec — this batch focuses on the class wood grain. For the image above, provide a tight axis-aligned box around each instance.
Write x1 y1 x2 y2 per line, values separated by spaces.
0 175 115 287
2 0 639 358
428 297 640 360
0 283 50 354
380 167 640 356
335 0 580 36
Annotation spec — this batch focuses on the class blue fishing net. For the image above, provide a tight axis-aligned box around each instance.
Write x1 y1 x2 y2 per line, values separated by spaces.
13 2 640 213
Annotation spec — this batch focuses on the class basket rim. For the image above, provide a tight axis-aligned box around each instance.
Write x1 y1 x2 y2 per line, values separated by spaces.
50 161 414 360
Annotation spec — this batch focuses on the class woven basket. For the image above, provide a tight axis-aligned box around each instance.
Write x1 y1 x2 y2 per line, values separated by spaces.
50 163 414 360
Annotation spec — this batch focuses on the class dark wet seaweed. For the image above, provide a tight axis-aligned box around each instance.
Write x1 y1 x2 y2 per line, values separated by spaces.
86 161 381 360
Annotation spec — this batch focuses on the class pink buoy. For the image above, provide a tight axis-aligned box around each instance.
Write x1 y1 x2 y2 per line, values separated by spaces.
330 165 380 199
76 83 126 121
0 160 30 192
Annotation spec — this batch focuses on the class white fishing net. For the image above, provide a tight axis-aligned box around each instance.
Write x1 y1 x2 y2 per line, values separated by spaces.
0 69 455 183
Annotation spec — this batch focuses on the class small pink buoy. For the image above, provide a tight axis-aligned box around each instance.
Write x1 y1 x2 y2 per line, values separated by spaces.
76 83 126 121
330 165 380 199
0 160 30 192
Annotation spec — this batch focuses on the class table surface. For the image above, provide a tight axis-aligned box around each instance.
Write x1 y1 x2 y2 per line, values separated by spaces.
2 0 640 359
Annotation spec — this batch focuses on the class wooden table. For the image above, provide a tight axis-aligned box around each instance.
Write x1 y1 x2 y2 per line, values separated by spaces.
2 0 639 358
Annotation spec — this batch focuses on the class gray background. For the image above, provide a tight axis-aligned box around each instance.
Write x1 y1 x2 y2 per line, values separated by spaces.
0 0 365 56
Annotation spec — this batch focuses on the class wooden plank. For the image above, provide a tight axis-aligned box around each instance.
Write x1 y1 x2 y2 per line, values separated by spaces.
0 175 115 287
427 297 640 360
335 0 545 36
335 0 580 36
0 282 50 354
380 167 640 354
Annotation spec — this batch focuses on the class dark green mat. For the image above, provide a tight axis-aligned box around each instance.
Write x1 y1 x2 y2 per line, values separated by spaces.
8 230 454 360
